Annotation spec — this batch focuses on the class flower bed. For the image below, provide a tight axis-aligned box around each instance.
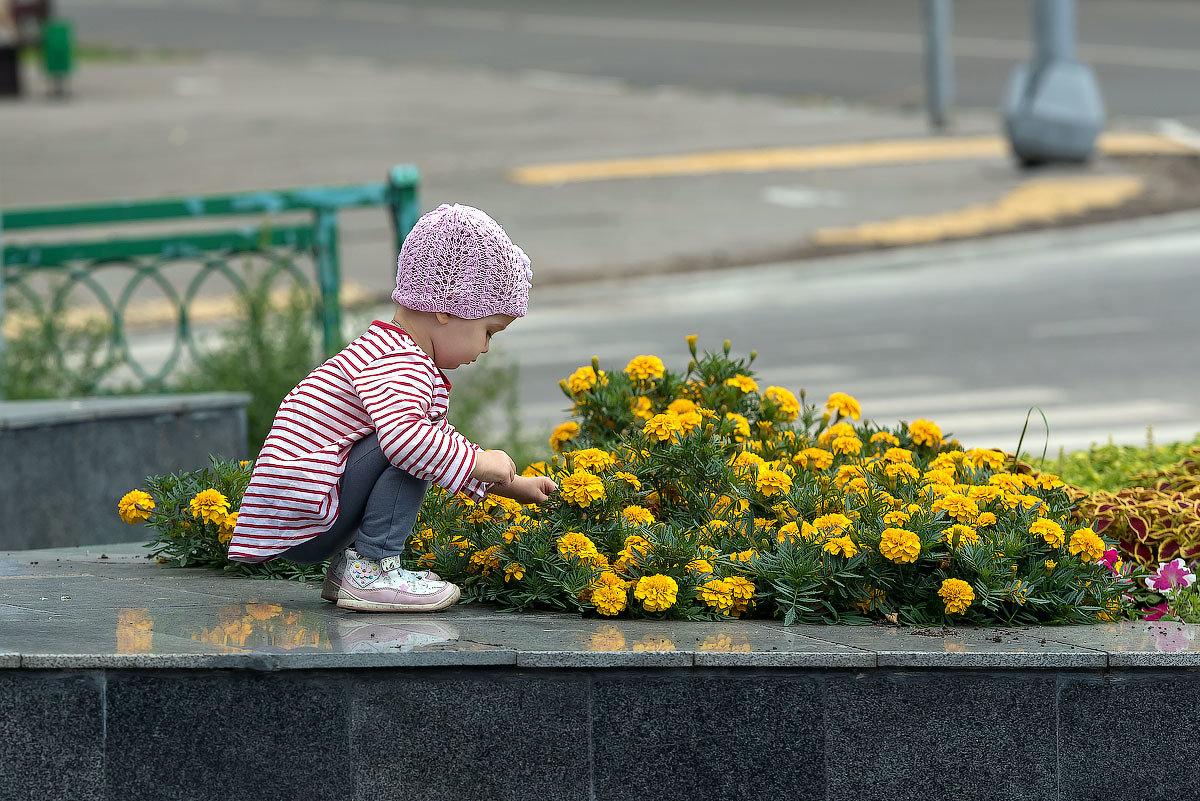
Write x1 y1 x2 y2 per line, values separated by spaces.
120 337 1135 625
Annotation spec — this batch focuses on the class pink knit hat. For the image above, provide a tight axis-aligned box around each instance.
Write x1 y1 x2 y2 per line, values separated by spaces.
392 203 532 319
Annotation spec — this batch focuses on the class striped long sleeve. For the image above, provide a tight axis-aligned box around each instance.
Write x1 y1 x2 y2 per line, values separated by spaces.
226 321 488 563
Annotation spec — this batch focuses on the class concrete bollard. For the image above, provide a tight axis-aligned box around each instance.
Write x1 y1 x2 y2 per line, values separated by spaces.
1003 0 1106 166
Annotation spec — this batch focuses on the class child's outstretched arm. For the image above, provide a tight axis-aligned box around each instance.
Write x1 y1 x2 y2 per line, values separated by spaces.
470 449 517 485
489 475 558 505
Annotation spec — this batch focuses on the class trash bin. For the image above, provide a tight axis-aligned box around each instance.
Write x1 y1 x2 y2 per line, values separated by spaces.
41 15 71 95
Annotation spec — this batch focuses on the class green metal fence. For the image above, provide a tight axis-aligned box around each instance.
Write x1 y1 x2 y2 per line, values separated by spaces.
0 165 420 394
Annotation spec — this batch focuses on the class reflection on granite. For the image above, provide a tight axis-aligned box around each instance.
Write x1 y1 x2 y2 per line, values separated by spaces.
3 543 1200 669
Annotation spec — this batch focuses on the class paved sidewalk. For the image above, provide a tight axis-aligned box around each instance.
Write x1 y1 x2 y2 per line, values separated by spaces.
3 53 1199 301
1 542 1196 669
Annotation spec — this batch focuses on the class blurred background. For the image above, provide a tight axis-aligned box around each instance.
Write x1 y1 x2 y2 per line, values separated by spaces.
2 0 1199 465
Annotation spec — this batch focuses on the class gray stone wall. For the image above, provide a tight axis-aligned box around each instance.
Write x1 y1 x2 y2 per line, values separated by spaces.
0 666 1192 801
0 394 249 550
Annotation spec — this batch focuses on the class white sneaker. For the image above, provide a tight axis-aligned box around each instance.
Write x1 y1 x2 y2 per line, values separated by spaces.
336 555 461 613
321 548 441 603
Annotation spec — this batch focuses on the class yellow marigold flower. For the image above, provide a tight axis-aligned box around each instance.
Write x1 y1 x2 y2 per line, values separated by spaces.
1030 519 1065 548
855 586 888 612
686 558 714 575
1044 559 1058 573
643 413 681 443
503 524 526 544
217 512 238 544
831 435 863 456
560 471 606 507
549 421 580 452
989 473 1025 492
468 545 503 576
939 578 975 614
966 448 1006 470
776 521 801 544
566 365 604 395
932 492 979 523
685 334 699 351
1032 473 1065 490
923 468 956 488
592 583 629 616
1068 528 1106 562
503 562 526 583
521 461 549 478
976 511 998 528
118 490 155 525
634 574 679 612
730 451 766 472
698 578 735 613
795 447 834 470
624 355 665 382
667 398 697 415
763 386 800 421
823 536 859 558
570 448 617 472
815 513 854 536
725 575 757 616
621 505 656 526
967 485 1003 504
729 549 759 563
883 509 912 527
909 419 943 447
879 527 921 563
884 462 920 482
675 409 703 434
613 471 642 490
724 374 760 394
630 396 654 420
882 447 914 464
825 392 862 421
870 431 900 447
189 489 230 525
557 532 600 561
724 412 751 442
755 469 793 498
942 524 979 547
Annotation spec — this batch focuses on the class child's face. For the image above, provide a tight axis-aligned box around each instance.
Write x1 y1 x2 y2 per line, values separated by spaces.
432 313 516 369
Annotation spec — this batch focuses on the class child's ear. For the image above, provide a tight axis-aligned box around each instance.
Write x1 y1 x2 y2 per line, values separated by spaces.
434 312 452 325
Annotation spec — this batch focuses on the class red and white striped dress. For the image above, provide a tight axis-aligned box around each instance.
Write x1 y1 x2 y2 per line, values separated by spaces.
227 321 489 563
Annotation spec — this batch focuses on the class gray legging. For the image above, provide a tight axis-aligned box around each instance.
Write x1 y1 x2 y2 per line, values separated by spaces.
279 433 431 563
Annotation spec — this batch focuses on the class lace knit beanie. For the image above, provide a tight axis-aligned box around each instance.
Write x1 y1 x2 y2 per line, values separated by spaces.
392 203 532 319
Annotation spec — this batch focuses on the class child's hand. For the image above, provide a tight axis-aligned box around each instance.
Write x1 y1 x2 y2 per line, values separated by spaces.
497 475 557 504
472 449 517 484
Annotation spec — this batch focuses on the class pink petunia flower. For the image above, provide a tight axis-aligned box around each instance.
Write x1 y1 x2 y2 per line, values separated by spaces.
1145 558 1197 595
1142 602 1170 622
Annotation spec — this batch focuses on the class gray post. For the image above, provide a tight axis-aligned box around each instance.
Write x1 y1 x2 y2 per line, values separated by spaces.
1003 0 1105 165
922 0 954 131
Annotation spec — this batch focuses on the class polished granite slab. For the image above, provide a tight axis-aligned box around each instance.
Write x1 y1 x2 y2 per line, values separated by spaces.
1 542 1195 670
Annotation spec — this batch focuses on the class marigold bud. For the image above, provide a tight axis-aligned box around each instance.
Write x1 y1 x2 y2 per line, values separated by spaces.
723 339 732 355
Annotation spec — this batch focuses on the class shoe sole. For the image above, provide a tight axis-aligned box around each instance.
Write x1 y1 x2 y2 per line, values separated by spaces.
336 584 461 613
320 575 341 603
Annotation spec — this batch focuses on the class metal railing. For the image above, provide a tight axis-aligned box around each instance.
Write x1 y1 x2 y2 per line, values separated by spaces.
0 165 420 393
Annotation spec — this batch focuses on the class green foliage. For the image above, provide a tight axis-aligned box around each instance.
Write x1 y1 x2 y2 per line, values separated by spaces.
1052 429 1200 493
131 455 325 581
1 289 122 399
404 336 1131 626
173 274 326 455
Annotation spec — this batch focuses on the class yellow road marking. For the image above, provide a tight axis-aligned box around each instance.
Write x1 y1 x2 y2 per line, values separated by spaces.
811 175 1146 247
509 132 1192 185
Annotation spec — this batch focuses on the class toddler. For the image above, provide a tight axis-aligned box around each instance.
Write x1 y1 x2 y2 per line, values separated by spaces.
227 204 557 612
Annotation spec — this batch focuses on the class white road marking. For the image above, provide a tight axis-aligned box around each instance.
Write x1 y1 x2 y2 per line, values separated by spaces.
1030 317 1150 339
919 400 1193 436
762 185 847 209
856 386 1067 416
